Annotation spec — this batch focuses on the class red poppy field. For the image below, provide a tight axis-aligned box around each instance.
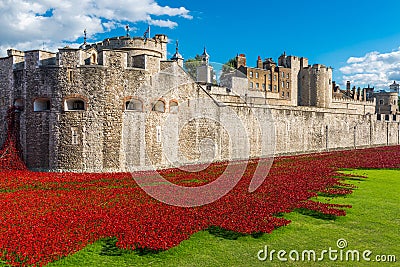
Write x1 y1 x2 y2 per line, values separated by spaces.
0 142 399 266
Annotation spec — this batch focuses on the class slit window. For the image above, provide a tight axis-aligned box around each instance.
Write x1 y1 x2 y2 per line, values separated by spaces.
71 127 79 145
156 126 162 143
67 70 73 83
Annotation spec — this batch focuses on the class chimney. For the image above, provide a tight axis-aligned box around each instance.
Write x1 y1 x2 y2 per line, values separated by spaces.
257 56 263 69
237 54 247 68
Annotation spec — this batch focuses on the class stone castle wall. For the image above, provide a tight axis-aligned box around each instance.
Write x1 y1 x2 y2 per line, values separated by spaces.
0 37 399 172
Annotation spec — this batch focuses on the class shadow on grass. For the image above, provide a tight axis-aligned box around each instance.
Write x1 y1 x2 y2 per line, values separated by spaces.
99 237 124 256
294 208 337 221
99 237 160 257
207 226 264 240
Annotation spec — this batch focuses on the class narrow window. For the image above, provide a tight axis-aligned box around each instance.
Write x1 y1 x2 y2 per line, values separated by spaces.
282 72 284 78
287 73 289 79
256 83 259 89
379 99 384 105
274 75 277 81
282 81 284 88
249 82 253 89
255 72 259 78
268 84 272 91
268 74 272 80
91 54 97 64
71 127 79 145
262 83 266 90
286 82 290 89
249 71 253 78
67 70 73 83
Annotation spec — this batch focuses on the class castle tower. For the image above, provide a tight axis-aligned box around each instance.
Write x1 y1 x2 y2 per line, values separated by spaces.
196 47 214 84
170 40 184 67
389 81 399 93
281 55 308 106
299 64 332 108
200 47 209 65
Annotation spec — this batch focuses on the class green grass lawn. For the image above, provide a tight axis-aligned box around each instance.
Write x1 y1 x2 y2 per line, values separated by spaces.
46 169 399 267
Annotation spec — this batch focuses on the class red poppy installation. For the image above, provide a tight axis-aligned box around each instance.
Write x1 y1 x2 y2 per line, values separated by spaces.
0 106 399 266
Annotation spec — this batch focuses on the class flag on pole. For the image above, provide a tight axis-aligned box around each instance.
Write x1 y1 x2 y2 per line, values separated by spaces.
143 25 150 39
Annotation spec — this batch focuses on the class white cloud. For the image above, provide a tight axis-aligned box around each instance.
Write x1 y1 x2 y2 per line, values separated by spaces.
0 0 191 56
149 19 178 28
339 49 400 89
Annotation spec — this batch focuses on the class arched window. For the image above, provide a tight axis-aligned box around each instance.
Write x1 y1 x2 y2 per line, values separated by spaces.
152 100 165 113
34 98 50 111
169 100 178 114
65 98 86 111
125 99 143 111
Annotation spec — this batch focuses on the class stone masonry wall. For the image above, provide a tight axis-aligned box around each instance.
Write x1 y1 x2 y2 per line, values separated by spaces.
1 46 399 173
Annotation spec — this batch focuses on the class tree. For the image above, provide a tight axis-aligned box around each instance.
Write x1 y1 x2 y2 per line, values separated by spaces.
184 55 202 80
222 57 237 73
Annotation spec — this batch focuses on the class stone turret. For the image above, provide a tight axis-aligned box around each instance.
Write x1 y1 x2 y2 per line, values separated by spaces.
171 40 184 67
197 48 214 84
389 80 399 93
299 64 333 108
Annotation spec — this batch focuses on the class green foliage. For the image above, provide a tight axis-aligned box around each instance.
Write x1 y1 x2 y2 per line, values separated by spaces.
183 55 202 79
222 57 237 73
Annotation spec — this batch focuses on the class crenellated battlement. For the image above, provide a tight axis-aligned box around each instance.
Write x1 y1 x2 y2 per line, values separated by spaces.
333 97 375 104
84 34 168 60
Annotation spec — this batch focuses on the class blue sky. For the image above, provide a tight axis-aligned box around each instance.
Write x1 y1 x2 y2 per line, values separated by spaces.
1 0 400 90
